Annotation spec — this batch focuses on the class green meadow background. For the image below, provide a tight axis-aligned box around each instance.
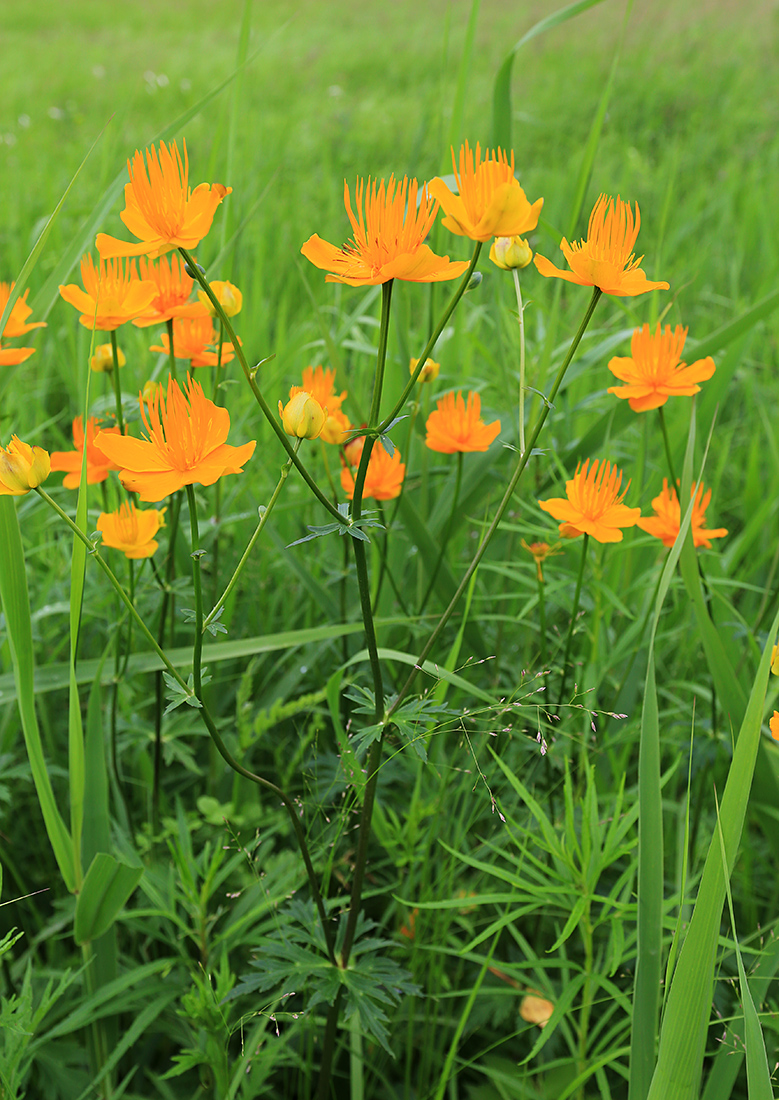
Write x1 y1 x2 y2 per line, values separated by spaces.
2 1 779 1097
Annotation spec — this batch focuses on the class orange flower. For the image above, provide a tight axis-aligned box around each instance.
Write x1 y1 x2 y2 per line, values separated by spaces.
149 315 236 367
770 712 779 741
607 323 715 412
425 391 500 454
95 374 255 502
340 443 405 501
97 501 165 559
0 283 46 365
59 255 157 331
534 194 669 297
637 479 727 549
96 139 231 260
428 142 543 242
301 176 470 286
0 283 46 338
0 436 50 495
290 365 346 413
539 458 640 543
50 416 123 488
132 254 209 327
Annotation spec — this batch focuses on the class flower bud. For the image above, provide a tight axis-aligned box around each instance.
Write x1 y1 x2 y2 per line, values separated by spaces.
320 407 351 445
410 357 440 384
90 343 126 373
343 433 365 466
0 435 51 495
489 235 533 270
772 645 779 676
198 280 243 318
141 379 164 408
278 391 327 440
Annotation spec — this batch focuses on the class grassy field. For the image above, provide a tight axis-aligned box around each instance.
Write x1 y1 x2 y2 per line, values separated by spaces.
1 0 779 1097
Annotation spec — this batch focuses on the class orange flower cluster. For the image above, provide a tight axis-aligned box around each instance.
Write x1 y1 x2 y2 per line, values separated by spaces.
150 315 237 367
341 443 405 501
98 501 166 559
0 283 47 365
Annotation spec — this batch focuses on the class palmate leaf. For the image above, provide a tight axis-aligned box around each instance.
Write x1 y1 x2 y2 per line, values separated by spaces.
231 902 419 1055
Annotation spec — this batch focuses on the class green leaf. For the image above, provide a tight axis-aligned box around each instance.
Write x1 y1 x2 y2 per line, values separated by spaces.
0 498 75 892
492 0 609 150
73 852 143 945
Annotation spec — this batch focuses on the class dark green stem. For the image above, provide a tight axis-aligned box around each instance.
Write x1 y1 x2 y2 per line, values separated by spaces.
184 484 335 963
418 450 463 614
388 287 603 717
109 330 124 435
380 242 481 434
165 318 177 380
558 533 589 709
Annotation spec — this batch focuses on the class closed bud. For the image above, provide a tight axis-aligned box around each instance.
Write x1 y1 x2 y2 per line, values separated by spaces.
410 357 440 384
198 280 243 318
0 435 51 495
91 343 126 373
278 391 327 440
489 235 533 270
141 379 164 408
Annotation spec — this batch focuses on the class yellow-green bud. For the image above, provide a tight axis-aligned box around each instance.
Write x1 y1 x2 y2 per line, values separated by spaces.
489 235 533 270
0 435 51 495
91 343 125 372
409 357 441 384
278 391 327 440
198 280 243 318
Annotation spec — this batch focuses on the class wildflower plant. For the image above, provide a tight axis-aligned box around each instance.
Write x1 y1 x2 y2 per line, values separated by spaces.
0 53 777 1100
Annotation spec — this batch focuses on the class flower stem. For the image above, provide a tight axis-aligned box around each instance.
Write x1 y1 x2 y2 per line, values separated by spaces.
512 267 526 455
35 487 189 695
204 443 299 630
389 286 603 717
183 483 336 962
658 406 677 487
178 247 343 525
165 318 177 380
558 533 589 709
418 450 463 614
109 330 124 435
381 242 481 433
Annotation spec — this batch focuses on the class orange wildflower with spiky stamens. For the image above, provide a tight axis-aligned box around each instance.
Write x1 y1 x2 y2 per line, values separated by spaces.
607 323 715 411
97 501 165 559
96 139 231 260
301 176 470 286
428 142 543 242
50 416 123 489
534 194 669 297
95 374 255 502
340 443 405 501
0 436 50 495
149 315 236 367
425 391 500 454
59 255 157 331
637 479 727 549
539 459 641 543
132 254 209 327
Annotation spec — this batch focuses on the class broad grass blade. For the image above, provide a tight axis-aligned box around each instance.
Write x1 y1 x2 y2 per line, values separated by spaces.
491 0 608 150
715 797 774 1100
0 498 75 892
645 605 779 1100
73 852 144 945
